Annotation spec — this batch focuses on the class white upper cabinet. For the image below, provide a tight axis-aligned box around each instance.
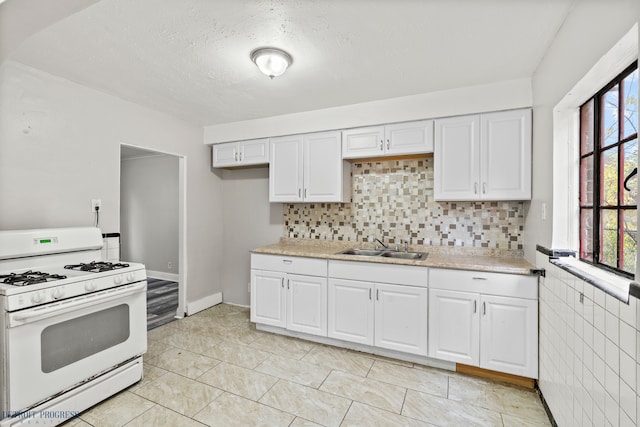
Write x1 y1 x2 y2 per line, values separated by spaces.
342 120 434 159
212 138 269 168
269 135 304 202
434 109 531 201
270 131 351 203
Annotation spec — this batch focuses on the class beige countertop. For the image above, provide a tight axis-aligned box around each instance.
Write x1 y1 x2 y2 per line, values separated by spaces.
252 238 536 276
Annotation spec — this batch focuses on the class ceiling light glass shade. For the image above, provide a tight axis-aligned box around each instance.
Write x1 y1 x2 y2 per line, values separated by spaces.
250 48 293 79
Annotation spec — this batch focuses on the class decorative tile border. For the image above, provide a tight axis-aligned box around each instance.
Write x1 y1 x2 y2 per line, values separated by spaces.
283 158 524 250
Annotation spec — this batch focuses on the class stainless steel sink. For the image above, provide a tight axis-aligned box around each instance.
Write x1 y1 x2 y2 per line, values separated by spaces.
338 248 383 256
380 251 427 260
337 248 427 260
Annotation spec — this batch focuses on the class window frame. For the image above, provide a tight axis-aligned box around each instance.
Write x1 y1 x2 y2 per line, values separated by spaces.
579 60 638 278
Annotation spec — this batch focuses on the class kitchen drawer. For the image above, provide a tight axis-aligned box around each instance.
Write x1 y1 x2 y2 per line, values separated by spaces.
429 268 537 299
251 253 327 276
328 260 428 288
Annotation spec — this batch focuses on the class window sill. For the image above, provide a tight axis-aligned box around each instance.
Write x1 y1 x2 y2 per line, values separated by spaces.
548 256 634 303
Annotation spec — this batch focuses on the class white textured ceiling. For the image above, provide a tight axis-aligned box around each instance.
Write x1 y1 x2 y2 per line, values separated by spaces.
7 0 574 126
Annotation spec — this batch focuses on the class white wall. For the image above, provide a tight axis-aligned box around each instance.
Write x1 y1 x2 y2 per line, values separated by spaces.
220 167 282 305
0 61 224 306
204 78 532 144
121 154 179 274
526 0 640 262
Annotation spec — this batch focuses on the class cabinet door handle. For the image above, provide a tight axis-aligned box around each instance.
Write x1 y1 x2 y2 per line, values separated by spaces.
287 279 290 290
376 289 379 301
298 188 301 198
474 182 478 194
473 300 477 313
239 151 243 162
482 301 486 315
482 182 486 194
234 150 238 162
281 277 284 288
386 139 390 150
304 188 307 198
380 140 384 151
369 288 372 300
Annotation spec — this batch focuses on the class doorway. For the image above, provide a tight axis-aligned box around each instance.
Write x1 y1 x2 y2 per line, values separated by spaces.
120 144 187 329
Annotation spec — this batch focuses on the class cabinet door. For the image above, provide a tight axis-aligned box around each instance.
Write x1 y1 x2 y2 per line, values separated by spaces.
374 283 428 356
385 120 434 155
480 295 538 378
434 115 480 201
342 126 385 159
286 274 327 336
428 289 479 365
269 135 304 202
480 109 532 200
212 142 238 168
327 279 374 345
250 270 286 328
240 138 269 166
303 131 348 202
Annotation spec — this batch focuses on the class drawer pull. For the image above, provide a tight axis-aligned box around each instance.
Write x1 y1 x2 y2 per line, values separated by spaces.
282 260 293 264
472 277 487 280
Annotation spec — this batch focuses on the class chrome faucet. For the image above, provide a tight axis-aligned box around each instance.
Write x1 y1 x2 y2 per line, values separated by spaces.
374 238 388 250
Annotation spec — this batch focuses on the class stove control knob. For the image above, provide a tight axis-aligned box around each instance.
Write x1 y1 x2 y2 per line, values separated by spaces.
126 272 135 282
31 292 44 304
114 275 123 285
85 281 97 292
51 288 65 300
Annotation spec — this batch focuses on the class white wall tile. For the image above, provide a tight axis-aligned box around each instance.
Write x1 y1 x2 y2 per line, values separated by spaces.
593 402 605 426
595 288 606 308
605 391 619 426
619 298 636 328
619 378 636 421
594 329 606 360
605 310 620 346
606 294 620 316
595 304 606 334
620 350 635 388
619 409 635 427
605 338 620 375
594 356 606 394
605 365 620 402
620 321 636 359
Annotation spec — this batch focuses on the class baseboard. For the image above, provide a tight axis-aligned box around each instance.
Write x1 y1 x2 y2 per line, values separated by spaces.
456 364 536 389
145 270 179 282
186 292 223 316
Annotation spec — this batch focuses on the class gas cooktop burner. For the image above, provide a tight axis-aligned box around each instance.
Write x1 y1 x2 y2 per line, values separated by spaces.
0 270 67 286
64 261 130 273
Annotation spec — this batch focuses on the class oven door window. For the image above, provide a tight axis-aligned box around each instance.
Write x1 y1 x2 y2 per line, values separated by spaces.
41 304 130 373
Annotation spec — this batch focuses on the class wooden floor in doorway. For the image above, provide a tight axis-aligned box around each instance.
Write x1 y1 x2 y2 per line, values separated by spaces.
146 277 178 330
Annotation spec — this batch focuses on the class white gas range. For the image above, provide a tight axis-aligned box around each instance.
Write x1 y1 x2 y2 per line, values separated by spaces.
0 227 147 426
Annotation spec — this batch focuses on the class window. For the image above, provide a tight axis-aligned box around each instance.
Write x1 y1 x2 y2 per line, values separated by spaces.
579 61 638 277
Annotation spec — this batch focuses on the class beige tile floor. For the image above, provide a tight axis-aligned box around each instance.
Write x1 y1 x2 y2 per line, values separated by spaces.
66 304 552 427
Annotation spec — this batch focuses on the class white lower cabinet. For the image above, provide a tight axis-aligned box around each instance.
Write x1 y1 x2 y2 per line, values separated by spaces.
250 254 328 337
327 279 427 356
327 261 429 357
428 268 538 378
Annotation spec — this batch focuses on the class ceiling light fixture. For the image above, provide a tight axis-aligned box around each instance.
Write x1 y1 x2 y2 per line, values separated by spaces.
250 47 293 79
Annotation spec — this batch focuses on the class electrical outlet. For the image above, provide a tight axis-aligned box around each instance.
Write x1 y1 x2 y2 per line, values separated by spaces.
168 261 172 269
91 199 102 212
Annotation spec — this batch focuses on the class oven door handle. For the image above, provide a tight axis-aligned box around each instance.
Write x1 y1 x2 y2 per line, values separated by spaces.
8 281 147 327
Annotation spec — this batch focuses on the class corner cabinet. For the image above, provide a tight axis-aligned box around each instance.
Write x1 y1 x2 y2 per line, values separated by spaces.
269 131 351 203
342 120 434 159
428 268 538 378
212 138 269 168
434 109 531 201
250 254 328 337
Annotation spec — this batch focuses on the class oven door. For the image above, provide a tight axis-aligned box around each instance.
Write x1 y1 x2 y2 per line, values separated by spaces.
5 281 147 413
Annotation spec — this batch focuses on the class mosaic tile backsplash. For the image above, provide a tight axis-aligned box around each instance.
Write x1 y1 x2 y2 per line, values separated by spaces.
284 158 525 250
